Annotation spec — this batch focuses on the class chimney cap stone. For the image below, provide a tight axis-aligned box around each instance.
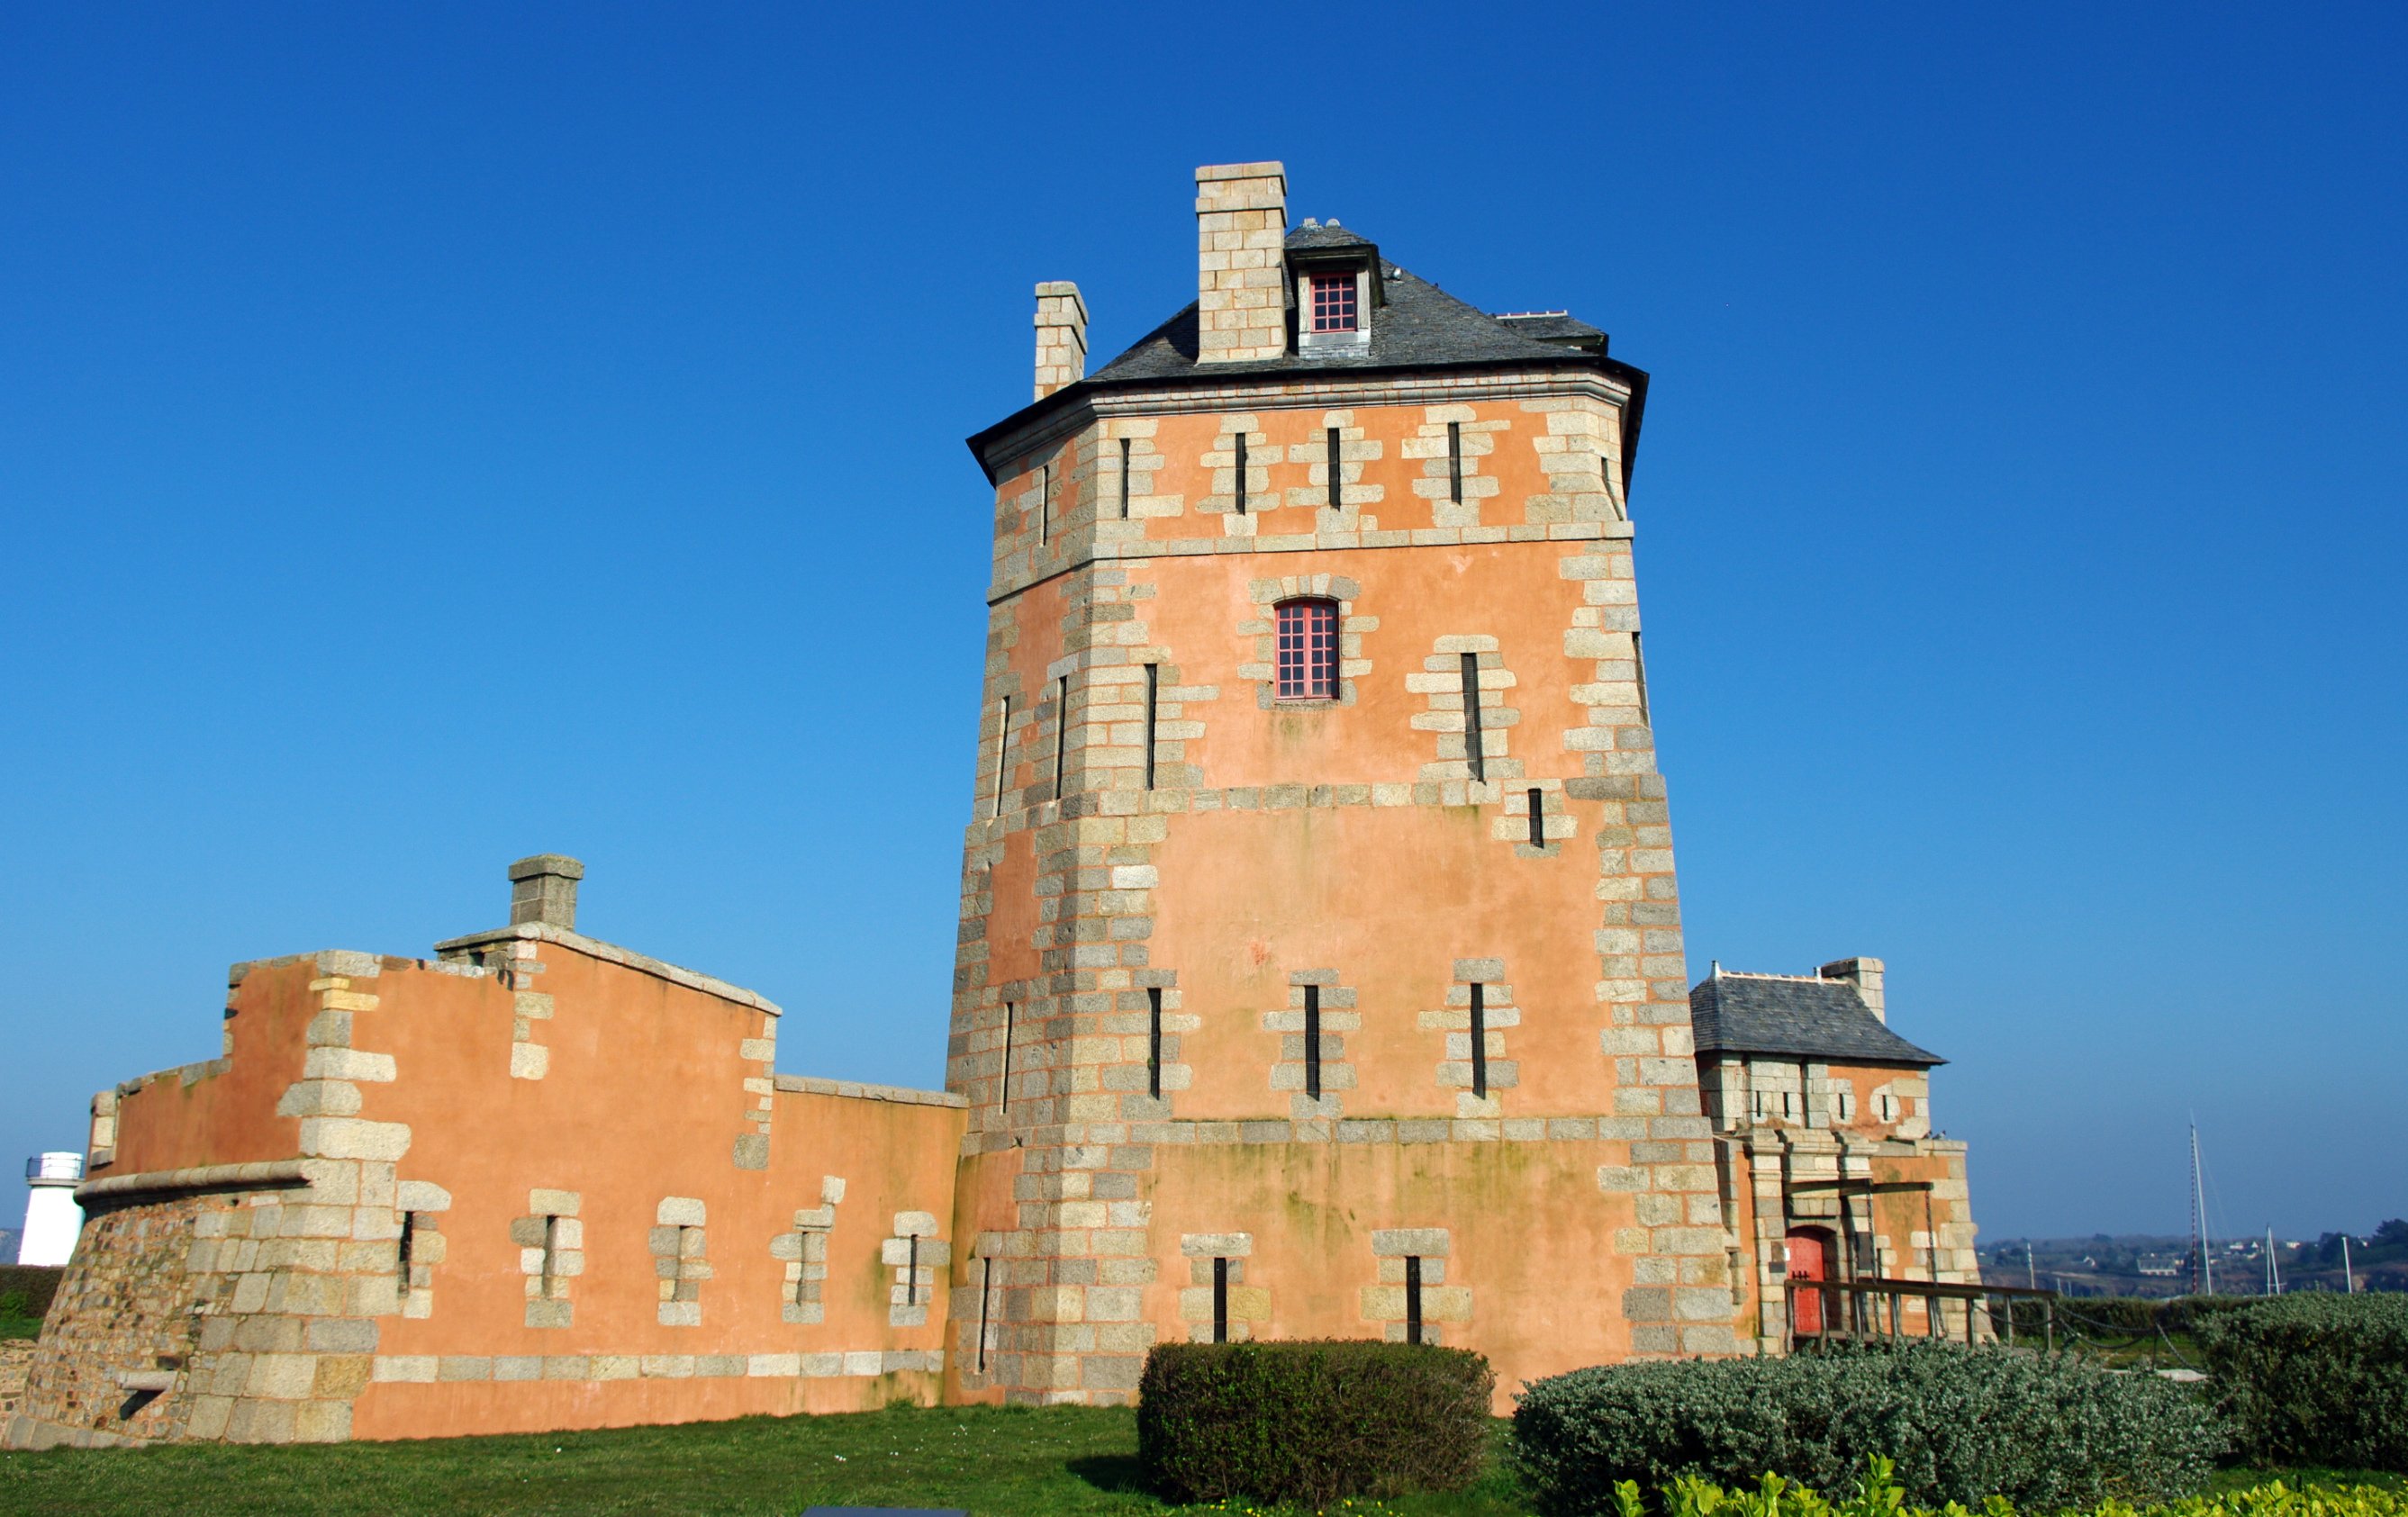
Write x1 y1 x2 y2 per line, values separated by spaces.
508 854 585 882
1195 160 1285 183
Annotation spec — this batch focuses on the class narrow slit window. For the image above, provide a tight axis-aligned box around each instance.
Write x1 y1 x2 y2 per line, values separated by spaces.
1526 788 1544 847
1405 1255 1425 1344
1147 987 1163 1099
1447 421 1463 504
1325 427 1342 510
991 696 1011 818
1212 1257 1230 1342
1039 462 1051 544
397 1211 418 1286
1275 599 1339 700
1469 982 1489 1099
1118 437 1132 519
1634 632 1652 727
1304 984 1323 1100
906 1232 920 1305
1143 664 1159 790
977 1257 993 1371
1053 675 1069 801
1460 653 1485 782
539 1215 561 1298
1000 1001 1017 1114
1234 434 1248 515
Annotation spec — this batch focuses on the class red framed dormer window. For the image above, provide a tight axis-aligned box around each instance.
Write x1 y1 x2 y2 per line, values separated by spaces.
1275 598 1339 700
1308 272 1358 333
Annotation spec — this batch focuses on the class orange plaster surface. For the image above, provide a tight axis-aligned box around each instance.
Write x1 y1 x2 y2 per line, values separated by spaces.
99 959 319 1178
1149 805 1612 1121
1136 540 1601 791
347 952 963 1439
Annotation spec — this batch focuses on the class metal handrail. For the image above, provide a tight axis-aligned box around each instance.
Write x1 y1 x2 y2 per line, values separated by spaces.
1786 1277 2059 1350
24 1152 85 1185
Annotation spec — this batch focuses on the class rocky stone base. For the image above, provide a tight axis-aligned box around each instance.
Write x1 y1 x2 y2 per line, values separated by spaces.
0 1341 36 1420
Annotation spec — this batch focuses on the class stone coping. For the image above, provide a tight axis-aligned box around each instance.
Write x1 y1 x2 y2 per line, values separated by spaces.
111 1057 234 1099
974 366 1637 474
772 1075 967 1110
962 1114 1715 1156
958 1116 1964 1157
431 923 783 1016
991 519 1636 606
969 772 1662 844
76 1160 310 1207
369 1348 944 1385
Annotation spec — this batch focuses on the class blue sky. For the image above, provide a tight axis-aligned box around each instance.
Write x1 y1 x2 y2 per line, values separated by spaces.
3 3 2402 1245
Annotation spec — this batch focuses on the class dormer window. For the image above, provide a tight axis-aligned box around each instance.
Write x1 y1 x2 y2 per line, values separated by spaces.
1308 272 1358 333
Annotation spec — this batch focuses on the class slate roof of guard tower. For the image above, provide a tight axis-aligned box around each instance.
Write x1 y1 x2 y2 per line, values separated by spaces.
968 224 1650 474
1688 974 1946 1067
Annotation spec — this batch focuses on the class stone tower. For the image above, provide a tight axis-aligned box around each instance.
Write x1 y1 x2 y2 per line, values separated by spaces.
944 162 1741 1406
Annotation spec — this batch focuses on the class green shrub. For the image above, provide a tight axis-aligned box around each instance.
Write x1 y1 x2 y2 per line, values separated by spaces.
1622 1463 2398 1517
1511 1341 2222 1514
1136 1339 1493 1504
2000 1294 2263 1339
0 1265 63 1319
2194 1294 2408 1471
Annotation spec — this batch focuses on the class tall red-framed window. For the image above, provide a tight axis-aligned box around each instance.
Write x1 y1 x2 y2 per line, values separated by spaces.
1308 272 1358 333
1275 598 1339 700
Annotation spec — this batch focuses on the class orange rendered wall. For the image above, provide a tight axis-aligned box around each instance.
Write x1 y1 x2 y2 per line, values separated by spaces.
51 942 966 1444
341 950 962 1437
96 957 321 1178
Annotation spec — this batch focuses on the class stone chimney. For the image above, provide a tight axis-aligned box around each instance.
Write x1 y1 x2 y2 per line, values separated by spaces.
1194 161 1288 364
1033 281 1089 401
1820 956 1886 1023
509 854 585 931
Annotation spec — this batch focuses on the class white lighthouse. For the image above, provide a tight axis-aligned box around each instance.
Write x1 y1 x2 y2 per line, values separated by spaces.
17 1152 86 1267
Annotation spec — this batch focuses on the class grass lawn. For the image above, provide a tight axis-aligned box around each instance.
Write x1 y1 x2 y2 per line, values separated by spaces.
0 1322 41 1343
0 1402 1534 1516
2 1401 2394 1517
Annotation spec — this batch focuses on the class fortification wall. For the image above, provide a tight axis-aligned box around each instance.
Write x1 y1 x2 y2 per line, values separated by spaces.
11 926 970 1447
0 1342 33 1424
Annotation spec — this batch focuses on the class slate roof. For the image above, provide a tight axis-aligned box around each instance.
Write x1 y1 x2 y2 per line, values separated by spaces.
969 221 1650 477
1688 974 1944 1067
1492 312 1607 352
1087 267 1594 384
1283 223 1375 252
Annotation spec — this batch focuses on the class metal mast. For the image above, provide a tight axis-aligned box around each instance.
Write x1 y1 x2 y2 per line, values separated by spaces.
2189 1122 2214 1296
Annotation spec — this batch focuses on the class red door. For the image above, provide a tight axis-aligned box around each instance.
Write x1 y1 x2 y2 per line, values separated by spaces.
1787 1227 1830 1336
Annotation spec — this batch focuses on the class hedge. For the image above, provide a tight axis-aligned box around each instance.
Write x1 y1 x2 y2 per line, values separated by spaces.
1136 1339 1493 1504
2000 1294 2263 1338
2194 1294 2408 1470
0 1264 64 1321
1622 1464 2394 1517
1511 1341 2222 1515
